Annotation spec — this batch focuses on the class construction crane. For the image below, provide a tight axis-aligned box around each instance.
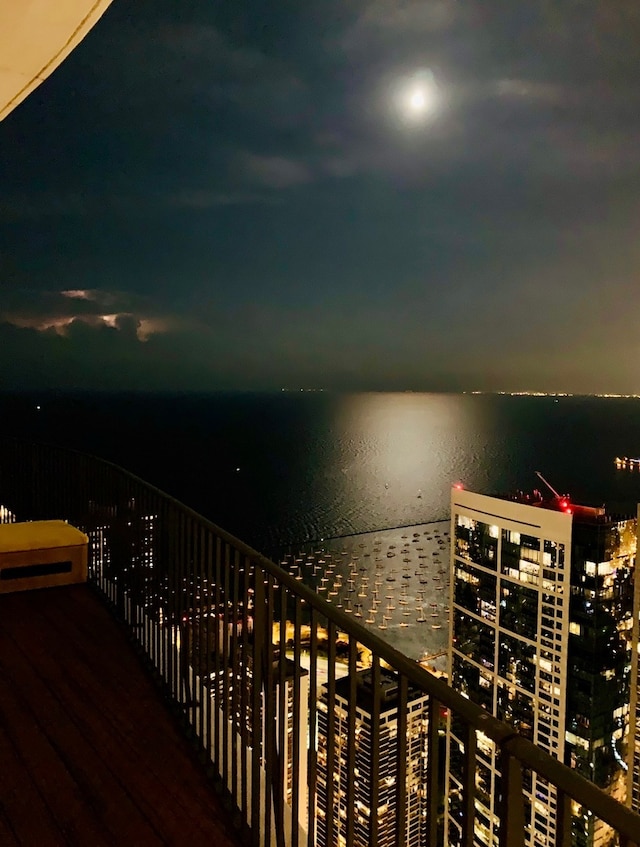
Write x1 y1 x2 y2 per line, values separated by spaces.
535 471 606 518
534 471 563 500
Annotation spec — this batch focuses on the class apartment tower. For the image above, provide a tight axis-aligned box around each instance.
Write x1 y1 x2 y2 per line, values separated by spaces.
446 486 636 847
317 667 430 847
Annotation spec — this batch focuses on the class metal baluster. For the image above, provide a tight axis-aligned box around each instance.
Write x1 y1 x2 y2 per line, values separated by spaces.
426 697 441 847
204 530 214 765
291 595 303 847
369 656 381 847
197 522 207 744
555 788 572 847
231 549 241 807
213 535 222 776
251 566 266 846
461 723 477 847
345 635 358 847
395 674 408 847
278 585 288 843
306 606 318 847
263 574 276 847
240 554 251 828
222 541 231 794
497 747 525 847
326 620 337 846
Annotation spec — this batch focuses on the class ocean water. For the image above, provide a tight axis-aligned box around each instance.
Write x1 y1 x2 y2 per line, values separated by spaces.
2 392 640 553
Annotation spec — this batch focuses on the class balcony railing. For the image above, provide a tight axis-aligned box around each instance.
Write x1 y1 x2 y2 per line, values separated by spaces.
1 440 638 847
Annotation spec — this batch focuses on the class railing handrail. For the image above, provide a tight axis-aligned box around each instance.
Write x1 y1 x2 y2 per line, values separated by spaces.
3 437 640 844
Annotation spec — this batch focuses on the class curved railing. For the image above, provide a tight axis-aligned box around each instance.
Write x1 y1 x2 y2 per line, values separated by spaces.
0 440 638 847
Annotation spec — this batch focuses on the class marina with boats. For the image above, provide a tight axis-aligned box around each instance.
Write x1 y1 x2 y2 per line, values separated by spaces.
279 520 450 673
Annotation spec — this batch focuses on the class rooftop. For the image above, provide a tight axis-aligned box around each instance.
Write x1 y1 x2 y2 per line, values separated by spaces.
2 441 640 847
333 667 427 713
500 488 610 521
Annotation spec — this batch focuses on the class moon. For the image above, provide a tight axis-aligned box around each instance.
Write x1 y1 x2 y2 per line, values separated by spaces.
409 88 427 112
394 71 439 123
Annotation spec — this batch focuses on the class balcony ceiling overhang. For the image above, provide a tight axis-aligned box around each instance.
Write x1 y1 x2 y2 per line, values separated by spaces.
0 0 114 121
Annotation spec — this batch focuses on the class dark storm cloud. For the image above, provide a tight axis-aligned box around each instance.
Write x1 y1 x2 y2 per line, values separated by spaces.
1 0 640 392
2 287 147 321
0 284 185 343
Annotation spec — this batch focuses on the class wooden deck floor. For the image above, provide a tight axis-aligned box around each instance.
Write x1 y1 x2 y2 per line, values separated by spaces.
0 584 241 846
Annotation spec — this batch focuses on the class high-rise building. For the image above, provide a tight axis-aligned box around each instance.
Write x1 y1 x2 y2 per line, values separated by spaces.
316 667 430 847
630 506 640 816
209 650 309 836
446 487 636 847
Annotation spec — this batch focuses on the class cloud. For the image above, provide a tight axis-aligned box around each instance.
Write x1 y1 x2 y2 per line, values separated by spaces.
88 19 309 131
61 289 95 301
167 189 279 209
0 288 179 342
306 64 640 184
0 318 273 392
60 289 123 307
242 154 314 189
0 191 150 221
2 312 170 343
320 156 360 179
154 23 267 75
3 288 146 318
0 186 280 221
0 192 89 221
340 0 461 51
489 78 566 104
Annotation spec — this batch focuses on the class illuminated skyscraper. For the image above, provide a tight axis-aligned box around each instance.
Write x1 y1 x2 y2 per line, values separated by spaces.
628 506 640 816
446 487 636 847
210 651 309 838
317 667 429 847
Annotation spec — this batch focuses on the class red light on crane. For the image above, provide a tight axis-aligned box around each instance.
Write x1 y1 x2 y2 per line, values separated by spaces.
453 482 464 490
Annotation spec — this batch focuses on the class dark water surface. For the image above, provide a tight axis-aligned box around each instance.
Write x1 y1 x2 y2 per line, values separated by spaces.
2 392 640 553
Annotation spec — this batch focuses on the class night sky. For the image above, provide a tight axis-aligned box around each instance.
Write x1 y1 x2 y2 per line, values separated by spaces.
2 0 640 393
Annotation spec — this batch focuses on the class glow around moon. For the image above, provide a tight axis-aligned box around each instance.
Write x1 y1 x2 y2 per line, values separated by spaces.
393 71 440 124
